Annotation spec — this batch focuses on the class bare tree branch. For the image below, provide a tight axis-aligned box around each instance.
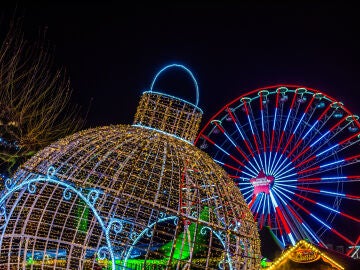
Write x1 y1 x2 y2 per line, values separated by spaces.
0 19 85 177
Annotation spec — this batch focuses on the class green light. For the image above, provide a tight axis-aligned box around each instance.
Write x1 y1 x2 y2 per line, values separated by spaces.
160 207 210 259
260 257 267 268
76 199 89 233
26 257 35 265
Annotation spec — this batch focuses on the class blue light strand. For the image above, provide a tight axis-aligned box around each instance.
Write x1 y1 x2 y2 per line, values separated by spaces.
255 193 265 215
229 115 263 171
261 194 267 215
310 214 332 230
272 153 287 176
123 215 179 268
149 63 200 107
0 167 118 269
274 170 297 181
316 144 339 157
132 124 193 145
293 113 306 136
245 113 264 170
283 109 293 132
239 185 253 191
319 159 344 168
269 152 279 176
268 107 278 172
267 152 273 176
267 195 271 216
310 130 330 148
268 191 286 246
302 223 320 244
272 186 292 201
260 110 269 174
273 156 294 178
302 120 319 140
244 193 253 203
238 181 252 185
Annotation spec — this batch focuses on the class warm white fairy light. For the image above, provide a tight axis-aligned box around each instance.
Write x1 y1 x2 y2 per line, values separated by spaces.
0 88 261 269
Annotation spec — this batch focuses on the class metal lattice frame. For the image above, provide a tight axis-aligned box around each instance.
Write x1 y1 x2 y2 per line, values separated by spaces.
0 64 261 269
0 166 119 269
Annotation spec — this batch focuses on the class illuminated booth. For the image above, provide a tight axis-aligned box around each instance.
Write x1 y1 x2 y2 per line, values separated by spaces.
266 239 347 270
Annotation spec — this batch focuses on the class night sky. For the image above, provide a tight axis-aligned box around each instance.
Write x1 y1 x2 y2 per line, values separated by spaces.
2 2 359 129
1 1 360 251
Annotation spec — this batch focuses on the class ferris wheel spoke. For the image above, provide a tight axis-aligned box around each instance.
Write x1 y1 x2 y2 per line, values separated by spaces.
305 105 348 147
210 120 259 175
295 130 360 171
197 85 360 249
274 91 298 158
272 154 295 177
269 191 296 245
276 175 360 184
268 91 281 174
248 194 257 208
295 141 360 177
275 182 360 201
200 134 250 169
253 193 265 221
212 120 247 161
260 91 272 174
260 109 269 173
244 192 254 203
295 120 357 171
259 93 267 152
296 152 360 179
275 185 360 223
273 163 295 181
225 107 262 171
287 104 332 159
242 100 267 171
279 189 356 246
272 188 315 242
291 117 347 165
275 174 297 183
242 100 261 155
270 90 280 151
272 186 325 244
281 95 316 157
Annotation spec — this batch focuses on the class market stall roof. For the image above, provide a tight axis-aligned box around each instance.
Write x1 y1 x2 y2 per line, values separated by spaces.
266 239 350 270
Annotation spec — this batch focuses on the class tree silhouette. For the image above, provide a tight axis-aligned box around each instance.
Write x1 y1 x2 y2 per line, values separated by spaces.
0 19 85 181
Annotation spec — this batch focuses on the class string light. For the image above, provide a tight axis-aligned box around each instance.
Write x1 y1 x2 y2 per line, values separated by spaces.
0 66 261 269
267 239 344 269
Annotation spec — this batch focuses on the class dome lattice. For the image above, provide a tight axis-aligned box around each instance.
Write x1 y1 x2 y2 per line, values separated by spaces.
0 64 260 269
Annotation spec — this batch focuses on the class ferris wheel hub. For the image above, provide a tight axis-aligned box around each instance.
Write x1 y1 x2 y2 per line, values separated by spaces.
250 170 274 195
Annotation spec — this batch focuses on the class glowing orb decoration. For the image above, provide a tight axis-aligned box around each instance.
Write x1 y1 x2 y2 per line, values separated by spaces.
0 64 260 269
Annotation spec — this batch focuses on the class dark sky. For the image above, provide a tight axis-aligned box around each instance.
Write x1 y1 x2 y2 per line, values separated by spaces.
1 2 360 129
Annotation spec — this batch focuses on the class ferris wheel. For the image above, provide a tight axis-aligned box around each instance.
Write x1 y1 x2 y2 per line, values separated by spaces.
195 85 360 255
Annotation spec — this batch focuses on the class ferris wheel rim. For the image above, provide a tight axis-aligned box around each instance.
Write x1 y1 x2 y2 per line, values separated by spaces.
195 84 360 144
195 84 360 251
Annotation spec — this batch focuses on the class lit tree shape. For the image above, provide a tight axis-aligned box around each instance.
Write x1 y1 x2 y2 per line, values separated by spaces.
0 20 84 178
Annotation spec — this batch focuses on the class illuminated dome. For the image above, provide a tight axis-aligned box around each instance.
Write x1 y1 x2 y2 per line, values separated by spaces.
0 64 260 269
